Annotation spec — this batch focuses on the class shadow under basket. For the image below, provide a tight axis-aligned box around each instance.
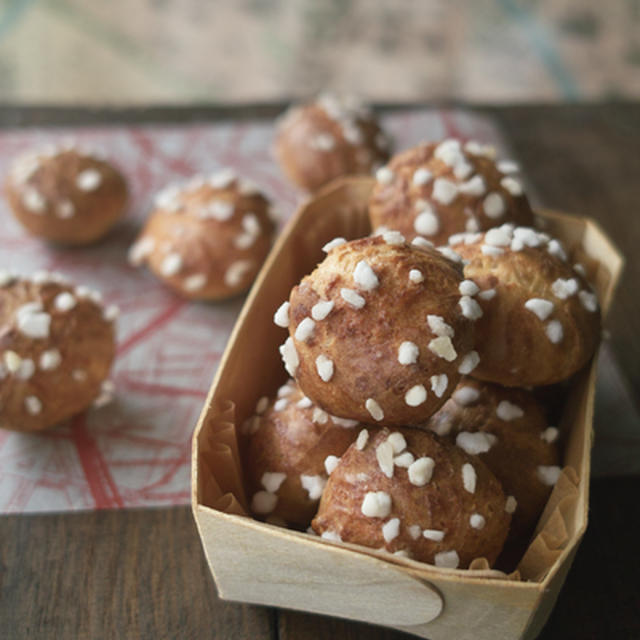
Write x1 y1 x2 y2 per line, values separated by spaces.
191 176 623 640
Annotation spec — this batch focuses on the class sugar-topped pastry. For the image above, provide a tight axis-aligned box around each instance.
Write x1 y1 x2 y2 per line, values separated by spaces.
243 379 359 528
129 170 275 300
4 142 128 245
369 139 533 245
0 271 117 432
274 94 390 192
448 224 601 386
275 235 477 426
427 377 561 537
312 427 511 568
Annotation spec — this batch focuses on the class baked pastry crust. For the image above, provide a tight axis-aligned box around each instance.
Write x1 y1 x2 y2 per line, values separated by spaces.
5 145 128 245
312 426 511 568
427 377 560 537
369 139 533 245
274 94 390 192
129 170 275 300
0 272 116 432
449 224 601 386
279 235 478 426
243 379 359 527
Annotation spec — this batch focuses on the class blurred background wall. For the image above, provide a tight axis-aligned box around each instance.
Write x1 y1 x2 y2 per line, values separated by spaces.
0 0 639 104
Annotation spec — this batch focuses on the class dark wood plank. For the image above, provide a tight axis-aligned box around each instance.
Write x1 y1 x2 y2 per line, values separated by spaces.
489 104 640 403
0 507 275 640
541 476 640 640
0 104 285 128
277 610 415 640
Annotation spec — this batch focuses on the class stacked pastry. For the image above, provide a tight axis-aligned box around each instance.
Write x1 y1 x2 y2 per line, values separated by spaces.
274 94 390 192
0 270 117 431
4 143 128 245
129 169 276 300
243 138 601 570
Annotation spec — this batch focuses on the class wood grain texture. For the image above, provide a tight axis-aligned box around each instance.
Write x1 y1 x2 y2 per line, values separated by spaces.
277 610 416 640
0 507 275 640
535 476 640 640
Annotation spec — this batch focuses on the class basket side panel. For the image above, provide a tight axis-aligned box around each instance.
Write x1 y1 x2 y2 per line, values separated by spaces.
195 505 541 640
194 505 443 628
191 183 624 640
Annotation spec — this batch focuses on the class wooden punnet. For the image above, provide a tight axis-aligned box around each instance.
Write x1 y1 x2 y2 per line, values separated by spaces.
192 177 623 640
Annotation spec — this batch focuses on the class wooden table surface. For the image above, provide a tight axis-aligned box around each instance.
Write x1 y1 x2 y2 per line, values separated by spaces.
1 103 639 639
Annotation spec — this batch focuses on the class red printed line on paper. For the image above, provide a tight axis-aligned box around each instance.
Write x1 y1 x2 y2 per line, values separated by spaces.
71 414 124 509
117 300 186 356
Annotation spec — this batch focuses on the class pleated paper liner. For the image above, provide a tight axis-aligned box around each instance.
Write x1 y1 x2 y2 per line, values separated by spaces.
191 176 623 640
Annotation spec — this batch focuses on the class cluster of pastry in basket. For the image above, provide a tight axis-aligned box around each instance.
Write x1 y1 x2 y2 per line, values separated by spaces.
242 136 601 570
